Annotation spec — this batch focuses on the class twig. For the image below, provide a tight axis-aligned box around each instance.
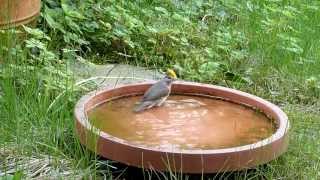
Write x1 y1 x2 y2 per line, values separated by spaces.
201 14 213 23
46 76 152 114
117 52 135 58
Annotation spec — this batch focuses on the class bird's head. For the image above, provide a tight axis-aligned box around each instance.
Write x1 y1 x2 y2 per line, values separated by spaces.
165 68 177 80
163 69 177 85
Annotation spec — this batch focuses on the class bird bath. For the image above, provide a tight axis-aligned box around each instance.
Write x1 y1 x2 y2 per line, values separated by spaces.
74 81 289 173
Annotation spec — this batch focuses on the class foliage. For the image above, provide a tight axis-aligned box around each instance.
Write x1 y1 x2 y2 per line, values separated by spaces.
40 0 252 83
1 0 316 93
39 0 320 92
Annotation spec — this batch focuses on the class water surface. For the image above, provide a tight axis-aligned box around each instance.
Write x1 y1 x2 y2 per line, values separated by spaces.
88 95 276 150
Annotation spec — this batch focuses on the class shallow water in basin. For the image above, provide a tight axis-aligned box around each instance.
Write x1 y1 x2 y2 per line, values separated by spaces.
88 95 276 150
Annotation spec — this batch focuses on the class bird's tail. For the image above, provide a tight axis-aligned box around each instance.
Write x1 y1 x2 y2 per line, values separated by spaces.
133 101 154 113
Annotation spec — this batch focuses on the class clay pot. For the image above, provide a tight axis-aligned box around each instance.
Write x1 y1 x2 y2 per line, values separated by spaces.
0 0 41 29
74 81 289 173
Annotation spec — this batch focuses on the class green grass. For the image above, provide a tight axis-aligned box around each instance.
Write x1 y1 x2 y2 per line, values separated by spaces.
1 0 320 179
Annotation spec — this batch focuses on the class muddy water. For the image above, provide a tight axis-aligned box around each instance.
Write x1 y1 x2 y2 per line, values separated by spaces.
88 95 276 150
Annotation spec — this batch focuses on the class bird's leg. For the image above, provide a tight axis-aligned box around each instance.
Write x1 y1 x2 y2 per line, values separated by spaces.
156 98 166 107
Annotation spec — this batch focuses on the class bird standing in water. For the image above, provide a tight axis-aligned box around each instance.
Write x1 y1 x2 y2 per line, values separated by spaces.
133 69 177 113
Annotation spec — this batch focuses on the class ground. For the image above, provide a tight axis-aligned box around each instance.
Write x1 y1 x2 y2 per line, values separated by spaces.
1 0 320 179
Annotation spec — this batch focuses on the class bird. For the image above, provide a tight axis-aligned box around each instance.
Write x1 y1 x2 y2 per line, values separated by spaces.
133 69 177 113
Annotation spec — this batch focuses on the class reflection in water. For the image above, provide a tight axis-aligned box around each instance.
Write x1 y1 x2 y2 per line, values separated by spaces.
88 95 276 150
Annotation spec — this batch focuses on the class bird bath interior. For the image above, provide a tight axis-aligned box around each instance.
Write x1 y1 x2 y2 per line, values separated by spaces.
89 95 276 150
75 81 289 173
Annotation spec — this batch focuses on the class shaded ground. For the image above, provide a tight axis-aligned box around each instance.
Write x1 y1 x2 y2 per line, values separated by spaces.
70 61 163 87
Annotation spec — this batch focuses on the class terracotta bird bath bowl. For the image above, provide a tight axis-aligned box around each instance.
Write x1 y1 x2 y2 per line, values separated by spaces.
74 81 289 173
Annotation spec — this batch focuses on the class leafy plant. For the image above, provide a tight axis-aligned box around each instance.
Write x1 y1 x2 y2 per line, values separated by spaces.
38 0 252 84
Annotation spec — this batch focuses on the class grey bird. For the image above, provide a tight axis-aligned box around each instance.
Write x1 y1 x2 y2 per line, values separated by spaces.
133 69 177 113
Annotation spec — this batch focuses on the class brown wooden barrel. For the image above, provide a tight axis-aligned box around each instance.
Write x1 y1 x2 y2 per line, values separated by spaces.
0 0 41 29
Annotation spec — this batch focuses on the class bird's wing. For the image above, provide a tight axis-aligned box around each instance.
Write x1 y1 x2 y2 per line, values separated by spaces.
141 81 170 102
134 101 154 112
